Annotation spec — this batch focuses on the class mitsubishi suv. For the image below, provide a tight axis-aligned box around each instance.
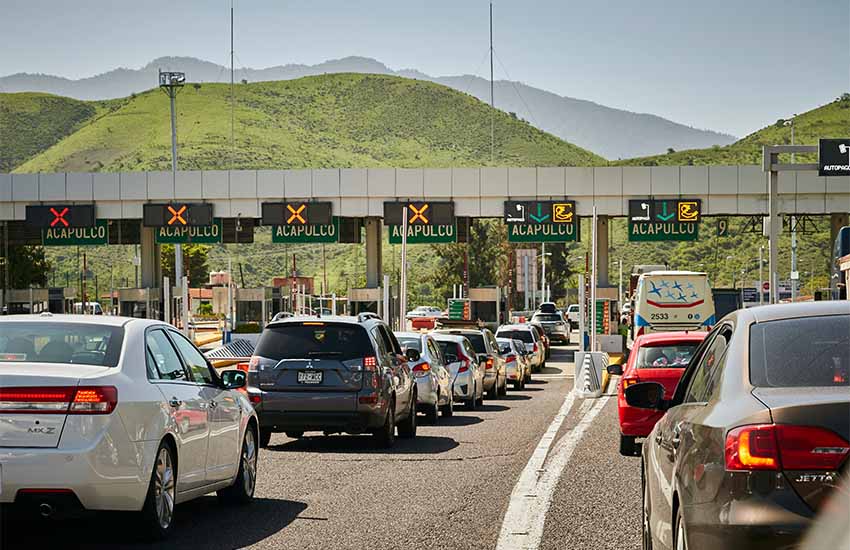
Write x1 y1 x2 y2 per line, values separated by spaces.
246 314 417 448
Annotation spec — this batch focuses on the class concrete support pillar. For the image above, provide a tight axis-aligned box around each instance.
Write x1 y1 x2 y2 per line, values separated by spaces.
140 225 161 288
365 218 383 289
596 215 609 287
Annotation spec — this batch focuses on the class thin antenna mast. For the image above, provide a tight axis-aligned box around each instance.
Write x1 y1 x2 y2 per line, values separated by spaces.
489 2 494 163
230 0 235 168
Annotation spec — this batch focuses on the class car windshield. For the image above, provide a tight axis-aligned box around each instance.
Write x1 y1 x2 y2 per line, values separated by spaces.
497 330 533 343
397 337 422 352
463 333 486 354
532 314 561 322
635 343 699 368
436 340 460 360
0 322 124 367
255 323 374 361
750 314 850 387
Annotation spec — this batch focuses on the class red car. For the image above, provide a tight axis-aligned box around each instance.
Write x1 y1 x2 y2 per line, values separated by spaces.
615 331 707 455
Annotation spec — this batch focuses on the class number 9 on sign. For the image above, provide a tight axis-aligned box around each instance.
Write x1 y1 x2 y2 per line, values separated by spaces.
717 218 729 237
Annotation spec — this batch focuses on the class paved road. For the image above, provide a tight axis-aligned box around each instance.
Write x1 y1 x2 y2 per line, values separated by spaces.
1 339 641 550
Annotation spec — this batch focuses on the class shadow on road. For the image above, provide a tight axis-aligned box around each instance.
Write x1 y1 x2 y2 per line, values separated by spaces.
476 403 510 413
1 497 307 550
525 379 549 385
431 415 483 427
270 434 460 455
499 394 531 401
520 386 545 391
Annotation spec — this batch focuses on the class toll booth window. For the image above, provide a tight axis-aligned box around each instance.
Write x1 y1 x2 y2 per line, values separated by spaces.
237 301 263 324
0 323 123 367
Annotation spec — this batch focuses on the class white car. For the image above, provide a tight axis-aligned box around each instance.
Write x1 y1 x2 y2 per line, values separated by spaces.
566 304 580 329
0 314 259 540
495 324 545 372
405 306 443 319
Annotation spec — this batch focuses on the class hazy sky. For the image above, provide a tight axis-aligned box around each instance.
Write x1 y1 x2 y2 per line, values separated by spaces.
3 0 848 136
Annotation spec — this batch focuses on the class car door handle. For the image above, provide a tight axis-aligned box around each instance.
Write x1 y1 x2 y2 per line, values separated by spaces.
168 398 182 408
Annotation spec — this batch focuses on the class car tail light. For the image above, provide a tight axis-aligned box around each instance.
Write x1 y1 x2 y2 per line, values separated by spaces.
459 358 470 373
622 375 639 389
363 356 380 387
364 356 378 369
725 424 850 472
485 357 494 370
412 363 431 377
359 395 379 405
0 386 116 414
236 362 250 373
506 355 516 363
248 393 262 405
533 343 538 353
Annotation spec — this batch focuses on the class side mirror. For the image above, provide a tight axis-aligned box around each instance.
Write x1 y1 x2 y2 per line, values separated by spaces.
477 353 488 365
405 348 421 362
444 354 458 364
624 382 667 410
221 369 247 390
607 364 623 376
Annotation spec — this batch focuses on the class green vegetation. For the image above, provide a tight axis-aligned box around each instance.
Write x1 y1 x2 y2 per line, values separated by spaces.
11 74 602 172
619 94 850 166
0 92 111 171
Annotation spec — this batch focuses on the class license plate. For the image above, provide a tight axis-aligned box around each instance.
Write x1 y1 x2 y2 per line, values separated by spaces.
297 371 323 384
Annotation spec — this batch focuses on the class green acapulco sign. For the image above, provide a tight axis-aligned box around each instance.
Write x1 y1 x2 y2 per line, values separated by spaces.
628 221 699 242
42 219 109 246
508 223 579 243
388 223 457 244
156 219 223 244
272 217 340 243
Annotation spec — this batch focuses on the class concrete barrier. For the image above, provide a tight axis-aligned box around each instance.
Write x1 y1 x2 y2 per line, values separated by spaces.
574 351 609 398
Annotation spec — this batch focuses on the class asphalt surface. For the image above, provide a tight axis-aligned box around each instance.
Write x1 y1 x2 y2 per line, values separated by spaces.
1 336 642 550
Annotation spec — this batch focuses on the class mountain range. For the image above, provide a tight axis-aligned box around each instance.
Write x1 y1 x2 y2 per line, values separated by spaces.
0 56 737 159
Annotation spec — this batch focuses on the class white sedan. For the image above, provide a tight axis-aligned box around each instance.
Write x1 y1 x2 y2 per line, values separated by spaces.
0 314 259 540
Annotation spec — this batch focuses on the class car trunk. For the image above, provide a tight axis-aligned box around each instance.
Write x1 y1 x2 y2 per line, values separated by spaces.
0 364 108 448
633 367 686 397
752 386 850 511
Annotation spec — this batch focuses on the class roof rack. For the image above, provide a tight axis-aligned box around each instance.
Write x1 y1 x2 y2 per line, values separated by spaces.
357 312 381 323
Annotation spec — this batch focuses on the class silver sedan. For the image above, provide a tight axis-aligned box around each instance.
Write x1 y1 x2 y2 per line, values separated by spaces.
396 331 454 421
0 315 259 540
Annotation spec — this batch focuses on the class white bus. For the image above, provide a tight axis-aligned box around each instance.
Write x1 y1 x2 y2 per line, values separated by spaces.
632 271 715 340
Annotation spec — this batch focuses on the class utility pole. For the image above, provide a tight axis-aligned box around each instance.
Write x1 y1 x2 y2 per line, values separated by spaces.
787 115 798 301
540 243 546 304
758 246 764 305
400 207 409 326
159 70 186 291
231 0 235 167
489 2 494 163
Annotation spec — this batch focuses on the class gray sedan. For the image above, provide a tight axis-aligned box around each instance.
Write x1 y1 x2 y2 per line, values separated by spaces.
396 332 454 421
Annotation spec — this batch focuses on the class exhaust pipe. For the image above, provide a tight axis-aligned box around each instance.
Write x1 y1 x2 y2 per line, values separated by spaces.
39 503 55 518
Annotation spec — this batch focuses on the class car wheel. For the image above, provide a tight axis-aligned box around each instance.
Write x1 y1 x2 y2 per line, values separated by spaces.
140 441 177 541
499 377 508 396
397 395 417 439
476 385 485 407
372 399 396 448
425 399 439 423
465 384 477 411
259 429 272 448
285 431 304 439
619 435 636 456
441 396 454 417
642 462 653 550
217 426 258 505
674 505 687 550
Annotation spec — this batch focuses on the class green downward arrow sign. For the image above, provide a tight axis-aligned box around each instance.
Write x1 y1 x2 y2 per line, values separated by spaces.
657 201 675 222
529 203 550 223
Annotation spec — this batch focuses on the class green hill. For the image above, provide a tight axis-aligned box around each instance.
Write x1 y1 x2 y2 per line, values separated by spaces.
11 74 603 172
0 92 109 171
619 94 850 166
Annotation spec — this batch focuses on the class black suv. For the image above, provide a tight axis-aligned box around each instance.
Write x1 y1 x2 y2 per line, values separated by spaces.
247 314 417 448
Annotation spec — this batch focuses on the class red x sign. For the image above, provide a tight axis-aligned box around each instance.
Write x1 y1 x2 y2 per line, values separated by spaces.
168 205 188 226
50 207 69 227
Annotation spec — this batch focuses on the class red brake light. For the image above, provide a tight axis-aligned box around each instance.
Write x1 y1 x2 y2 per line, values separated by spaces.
364 356 378 369
0 386 117 415
459 358 470 373
69 386 118 414
533 343 538 353
248 394 262 404
412 363 432 377
485 357 494 370
506 355 516 363
775 425 850 470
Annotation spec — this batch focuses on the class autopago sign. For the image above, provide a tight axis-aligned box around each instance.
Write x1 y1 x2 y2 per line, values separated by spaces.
156 218 223 244
389 223 457 244
272 217 340 243
628 199 701 241
819 138 850 176
43 219 109 246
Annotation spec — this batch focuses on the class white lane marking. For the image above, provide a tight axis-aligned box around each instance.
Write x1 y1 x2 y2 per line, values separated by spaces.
496 394 612 550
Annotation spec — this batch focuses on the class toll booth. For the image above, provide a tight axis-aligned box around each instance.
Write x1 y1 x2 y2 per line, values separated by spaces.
348 287 395 326
118 288 162 319
468 287 503 331
211 287 273 328
3 288 77 314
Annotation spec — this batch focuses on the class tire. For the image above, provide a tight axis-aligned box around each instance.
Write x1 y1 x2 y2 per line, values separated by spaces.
372 399 396 448
285 431 304 439
139 441 177 541
499 377 508 397
476 386 485 407
487 379 499 399
441 396 454 417
397 395 417 439
425 400 439 423
465 384 477 411
642 462 654 550
513 381 522 390
259 429 272 448
620 435 637 456
217 426 258 505
674 505 687 550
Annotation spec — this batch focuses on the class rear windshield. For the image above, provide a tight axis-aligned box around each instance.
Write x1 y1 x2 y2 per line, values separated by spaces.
397 337 422 352
532 314 561 322
497 330 533 343
436 340 460 359
0 322 124 367
255 323 374 361
463 333 486 354
636 343 698 368
750 315 850 387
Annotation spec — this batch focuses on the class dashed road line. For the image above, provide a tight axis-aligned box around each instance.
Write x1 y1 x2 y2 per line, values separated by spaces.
496 392 612 550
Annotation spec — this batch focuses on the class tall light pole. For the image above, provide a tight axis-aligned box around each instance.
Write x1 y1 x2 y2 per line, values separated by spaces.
159 70 186 299
538 245 551 304
784 115 798 301
758 246 765 305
